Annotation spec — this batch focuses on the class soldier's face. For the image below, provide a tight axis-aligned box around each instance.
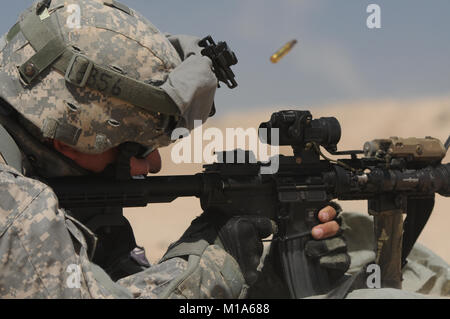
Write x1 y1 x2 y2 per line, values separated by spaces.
53 140 162 175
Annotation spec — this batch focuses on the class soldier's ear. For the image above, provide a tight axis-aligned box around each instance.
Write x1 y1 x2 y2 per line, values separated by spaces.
53 140 79 160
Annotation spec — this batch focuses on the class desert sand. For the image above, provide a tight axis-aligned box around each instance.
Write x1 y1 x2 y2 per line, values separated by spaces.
124 97 450 264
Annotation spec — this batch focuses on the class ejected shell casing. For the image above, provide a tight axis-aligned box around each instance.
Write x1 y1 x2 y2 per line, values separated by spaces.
270 39 298 63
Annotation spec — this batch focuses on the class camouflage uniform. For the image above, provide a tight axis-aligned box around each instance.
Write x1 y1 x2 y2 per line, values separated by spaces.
0 0 245 299
0 160 246 298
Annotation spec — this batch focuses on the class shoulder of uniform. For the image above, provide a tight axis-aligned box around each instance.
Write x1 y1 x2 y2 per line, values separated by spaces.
0 162 54 203
0 162 59 234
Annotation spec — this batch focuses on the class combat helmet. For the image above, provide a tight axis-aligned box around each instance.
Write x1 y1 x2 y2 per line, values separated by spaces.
0 0 217 163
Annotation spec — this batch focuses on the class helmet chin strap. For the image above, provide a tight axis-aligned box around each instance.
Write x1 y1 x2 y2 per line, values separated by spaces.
100 142 144 181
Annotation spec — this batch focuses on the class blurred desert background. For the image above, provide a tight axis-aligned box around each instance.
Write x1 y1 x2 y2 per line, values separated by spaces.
125 97 450 264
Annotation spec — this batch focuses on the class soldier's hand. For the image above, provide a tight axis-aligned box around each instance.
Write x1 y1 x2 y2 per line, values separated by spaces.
167 211 275 287
217 216 276 286
305 203 350 282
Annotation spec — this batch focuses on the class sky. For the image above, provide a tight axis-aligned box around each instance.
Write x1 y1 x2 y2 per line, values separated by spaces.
1 1 449 116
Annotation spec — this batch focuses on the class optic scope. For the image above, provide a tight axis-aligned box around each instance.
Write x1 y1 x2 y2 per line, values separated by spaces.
259 110 341 153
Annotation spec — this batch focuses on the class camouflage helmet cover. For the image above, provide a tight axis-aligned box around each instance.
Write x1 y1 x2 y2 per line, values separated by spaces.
0 0 216 154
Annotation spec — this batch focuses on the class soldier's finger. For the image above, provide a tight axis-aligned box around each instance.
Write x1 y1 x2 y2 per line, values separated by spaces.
311 220 340 239
318 206 337 223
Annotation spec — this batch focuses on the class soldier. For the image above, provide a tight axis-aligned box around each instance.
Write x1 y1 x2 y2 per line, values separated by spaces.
0 0 348 298
1 0 448 300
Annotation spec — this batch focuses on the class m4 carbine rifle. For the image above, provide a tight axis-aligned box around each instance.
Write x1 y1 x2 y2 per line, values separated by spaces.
47 110 450 299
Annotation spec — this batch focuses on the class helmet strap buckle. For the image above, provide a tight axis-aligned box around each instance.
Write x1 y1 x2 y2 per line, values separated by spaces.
65 53 94 88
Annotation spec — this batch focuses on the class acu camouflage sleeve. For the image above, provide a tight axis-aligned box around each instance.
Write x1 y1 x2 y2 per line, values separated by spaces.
117 244 247 299
0 163 129 298
0 163 245 299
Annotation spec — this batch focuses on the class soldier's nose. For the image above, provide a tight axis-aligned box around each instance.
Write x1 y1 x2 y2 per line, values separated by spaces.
130 149 161 176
